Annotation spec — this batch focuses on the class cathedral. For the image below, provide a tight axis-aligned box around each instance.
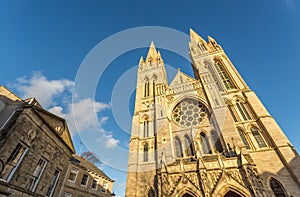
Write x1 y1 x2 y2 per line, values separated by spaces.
125 28 300 197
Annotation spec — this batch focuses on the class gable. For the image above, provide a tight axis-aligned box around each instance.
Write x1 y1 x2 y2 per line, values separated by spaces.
169 71 198 87
34 107 75 153
167 71 202 95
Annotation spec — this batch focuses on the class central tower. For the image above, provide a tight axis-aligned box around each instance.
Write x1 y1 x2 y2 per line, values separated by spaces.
125 29 300 197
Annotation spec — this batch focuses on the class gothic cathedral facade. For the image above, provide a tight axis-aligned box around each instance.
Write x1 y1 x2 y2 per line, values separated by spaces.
125 29 300 197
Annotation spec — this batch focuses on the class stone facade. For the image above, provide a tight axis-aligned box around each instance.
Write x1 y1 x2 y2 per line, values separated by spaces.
0 86 114 197
125 29 300 197
0 85 75 196
61 154 114 197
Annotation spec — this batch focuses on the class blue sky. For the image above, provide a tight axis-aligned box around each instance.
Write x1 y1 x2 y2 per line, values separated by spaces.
1 1 300 196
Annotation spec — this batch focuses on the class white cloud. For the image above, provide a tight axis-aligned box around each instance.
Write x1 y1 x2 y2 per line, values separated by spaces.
104 135 120 149
48 93 119 149
12 72 119 149
49 98 111 135
14 71 74 108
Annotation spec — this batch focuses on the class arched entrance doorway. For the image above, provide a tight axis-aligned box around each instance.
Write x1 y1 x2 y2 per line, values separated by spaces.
224 191 242 197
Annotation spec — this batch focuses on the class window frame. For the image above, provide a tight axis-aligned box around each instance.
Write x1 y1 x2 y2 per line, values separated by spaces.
143 143 149 162
2 142 28 182
251 127 267 148
237 129 251 150
80 173 89 187
68 168 79 183
175 137 183 158
63 192 72 197
46 168 61 197
101 180 108 193
91 178 99 190
31 157 48 192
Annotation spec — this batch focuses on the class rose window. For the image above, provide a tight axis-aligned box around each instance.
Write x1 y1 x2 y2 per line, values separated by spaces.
172 98 207 127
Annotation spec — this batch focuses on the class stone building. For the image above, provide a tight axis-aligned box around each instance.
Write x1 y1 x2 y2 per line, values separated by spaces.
125 29 300 196
61 154 114 197
0 86 115 196
0 85 75 196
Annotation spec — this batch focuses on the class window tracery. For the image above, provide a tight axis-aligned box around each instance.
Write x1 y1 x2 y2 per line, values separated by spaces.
214 60 235 90
236 101 251 121
172 98 207 127
237 128 251 149
270 178 287 197
251 127 267 148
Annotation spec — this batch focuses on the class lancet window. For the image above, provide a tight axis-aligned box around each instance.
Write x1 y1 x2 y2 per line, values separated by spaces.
214 60 235 90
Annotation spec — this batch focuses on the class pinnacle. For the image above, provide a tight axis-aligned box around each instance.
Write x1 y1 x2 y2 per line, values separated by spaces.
146 41 157 60
145 41 163 63
189 28 206 43
139 56 144 65
208 35 215 42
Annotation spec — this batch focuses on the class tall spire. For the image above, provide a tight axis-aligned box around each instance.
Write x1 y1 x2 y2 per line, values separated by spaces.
189 28 206 43
146 41 157 61
145 41 163 63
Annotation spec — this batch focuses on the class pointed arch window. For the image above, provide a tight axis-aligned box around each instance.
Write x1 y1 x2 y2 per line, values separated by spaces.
228 105 238 122
184 135 194 157
236 101 252 121
237 129 251 149
211 130 224 152
214 60 236 90
251 127 267 148
143 143 149 162
206 63 222 91
175 137 183 158
200 133 212 154
270 178 287 197
144 80 150 97
143 120 149 138
147 188 155 197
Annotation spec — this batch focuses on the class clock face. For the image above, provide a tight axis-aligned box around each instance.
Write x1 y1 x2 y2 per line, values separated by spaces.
172 98 207 127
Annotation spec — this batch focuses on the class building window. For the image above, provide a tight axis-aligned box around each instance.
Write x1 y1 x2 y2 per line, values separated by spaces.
143 143 149 162
175 137 183 158
207 63 222 91
214 60 235 90
147 188 155 197
91 179 98 190
81 173 89 186
144 80 150 97
29 157 48 191
184 135 194 156
251 127 267 148
211 130 223 152
228 105 238 122
0 142 28 182
63 192 72 197
236 101 251 121
68 168 78 182
270 178 287 197
143 120 149 138
102 181 108 193
171 98 208 127
237 129 251 149
46 169 61 197
200 133 212 154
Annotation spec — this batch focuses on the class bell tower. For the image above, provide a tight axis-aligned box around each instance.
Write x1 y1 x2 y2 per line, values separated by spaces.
126 42 168 196
189 28 300 195
126 29 300 197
